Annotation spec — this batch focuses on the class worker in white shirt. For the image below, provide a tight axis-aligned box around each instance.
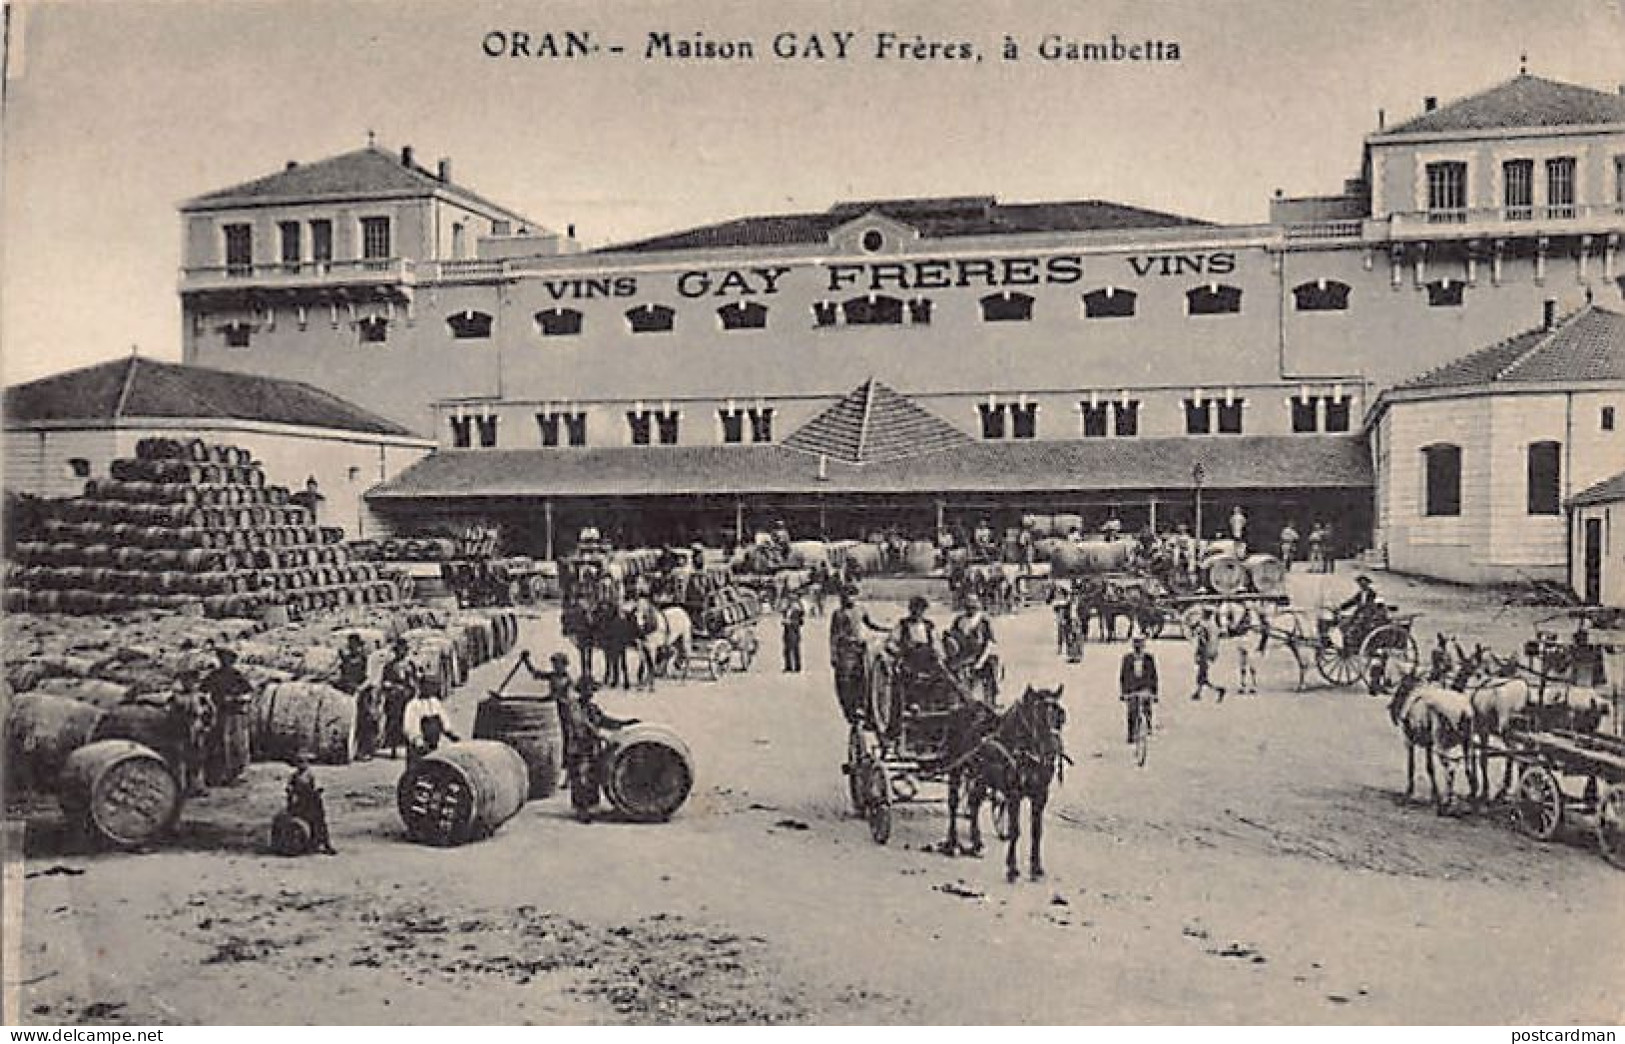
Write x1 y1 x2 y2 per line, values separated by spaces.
402 688 461 761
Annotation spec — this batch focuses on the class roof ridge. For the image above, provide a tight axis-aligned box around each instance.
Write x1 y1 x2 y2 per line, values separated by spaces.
111 355 141 419
1496 306 1589 381
855 378 876 463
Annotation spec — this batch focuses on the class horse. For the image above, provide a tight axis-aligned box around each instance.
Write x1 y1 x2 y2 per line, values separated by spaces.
633 600 692 687
1386 675 1477 814
942 684 1069 882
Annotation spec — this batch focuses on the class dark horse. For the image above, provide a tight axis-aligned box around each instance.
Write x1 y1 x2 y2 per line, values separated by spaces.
941 685 1068 882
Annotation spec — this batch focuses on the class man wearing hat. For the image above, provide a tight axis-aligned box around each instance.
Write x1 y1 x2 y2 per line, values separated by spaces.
202 646 254 785
1339 575 1382 645
947 593 1000 703
556 664 638 824
1189 605 1226 703
829 586 885 724
1119 635 1160 743
379 638 420 759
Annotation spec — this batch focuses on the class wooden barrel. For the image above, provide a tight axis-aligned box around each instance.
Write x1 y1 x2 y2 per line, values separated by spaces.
471 697 561 800
1202 553 1249 596
33 677 131 710
1244 553 1286 596
845 542 885 576
396 740 529 846
270 810 313 856
5 693 106 791
1022 514 1056 538
902 541 938 575
254 681 356 764
58 740 181 849
94 701 186 771
1073 539 1133 573
599 724 694 822
1033 536 1067 566
787 540 829 568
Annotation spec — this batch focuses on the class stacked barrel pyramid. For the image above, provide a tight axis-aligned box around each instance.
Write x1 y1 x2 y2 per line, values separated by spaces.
4 437 399 618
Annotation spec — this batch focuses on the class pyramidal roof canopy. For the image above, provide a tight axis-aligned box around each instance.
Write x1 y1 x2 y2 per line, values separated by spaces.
182 146 537 225
1377 74 1625 137
4 356 423 439
781 379 972 466
1396 305 1624 391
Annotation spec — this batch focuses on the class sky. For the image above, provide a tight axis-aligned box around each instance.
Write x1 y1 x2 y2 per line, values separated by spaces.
2 0 1623 384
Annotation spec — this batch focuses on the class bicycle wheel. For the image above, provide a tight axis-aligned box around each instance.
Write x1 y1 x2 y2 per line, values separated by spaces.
1134 703 1149 767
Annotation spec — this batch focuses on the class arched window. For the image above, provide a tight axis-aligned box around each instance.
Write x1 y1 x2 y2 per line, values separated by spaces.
222 321 253 348
1186 284 1243 316
65 458 91 480
1526 441 1561 515
718 301 768 330
907 298 933 325
535 308 583 336
980 292 1035 322
1292 280 1351 312
842 295 904 326
812 301 839 328
447 310 493 339
625 304 675 333
1082 287 1137 319
1422 444 1462 517
1425 279 1465 308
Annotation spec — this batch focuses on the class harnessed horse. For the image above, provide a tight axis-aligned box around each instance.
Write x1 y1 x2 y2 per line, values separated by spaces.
941 685 1070 881
632 599 692 687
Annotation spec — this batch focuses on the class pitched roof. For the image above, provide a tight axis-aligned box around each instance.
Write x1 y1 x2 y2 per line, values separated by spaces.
780 379 972 465
597 196 1209 254
1571 470 1625 508
182 147 535 224
1377 75 1625 137
368 435 1371 500
1395 306 1625 391
4 356 422 438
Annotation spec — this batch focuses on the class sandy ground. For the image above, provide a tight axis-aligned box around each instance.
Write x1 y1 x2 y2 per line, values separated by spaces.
8 567 1624 1025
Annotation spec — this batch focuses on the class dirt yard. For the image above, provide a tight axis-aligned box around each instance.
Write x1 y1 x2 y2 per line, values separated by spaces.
9 569 1623 1024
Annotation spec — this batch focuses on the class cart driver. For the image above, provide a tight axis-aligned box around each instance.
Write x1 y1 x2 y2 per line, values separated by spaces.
891 595 941 684
972 519 997 562
947 594 1000 703
1338 575 1382 643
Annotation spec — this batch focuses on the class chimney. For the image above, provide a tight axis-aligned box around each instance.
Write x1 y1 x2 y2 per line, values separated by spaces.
1542 299 1556 330
1377 108 1385 130
567 223 577 239
284 160 298 171
1423 96 1438 112
437 157 452 182
400 145 414 167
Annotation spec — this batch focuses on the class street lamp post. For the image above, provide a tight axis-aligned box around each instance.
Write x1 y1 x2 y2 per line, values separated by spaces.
1193 461 1206 552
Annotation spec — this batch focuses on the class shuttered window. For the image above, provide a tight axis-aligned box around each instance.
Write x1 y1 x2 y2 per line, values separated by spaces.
1422 444 1462 517
1526 441 1561 515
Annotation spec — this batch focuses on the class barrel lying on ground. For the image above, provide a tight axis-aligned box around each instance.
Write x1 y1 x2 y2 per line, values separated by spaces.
472 696 560 800
396 740 529 846
253 681 357 764
599 724 694 822
6 693 106 791
58 739 181 849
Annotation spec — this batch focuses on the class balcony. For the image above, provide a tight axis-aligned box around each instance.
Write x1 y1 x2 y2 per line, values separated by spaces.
1384 203 1625 242
1282 219 1366 241
179 257 417 298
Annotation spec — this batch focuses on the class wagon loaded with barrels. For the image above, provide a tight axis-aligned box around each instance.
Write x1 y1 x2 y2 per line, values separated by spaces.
1507 728 1625 868
666 565 763 679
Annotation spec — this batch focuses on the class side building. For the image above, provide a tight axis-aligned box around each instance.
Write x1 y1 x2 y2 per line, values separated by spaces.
3 357 433 538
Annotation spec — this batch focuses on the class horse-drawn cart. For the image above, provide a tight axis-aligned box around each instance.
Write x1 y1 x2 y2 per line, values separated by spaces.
683 585 763 680
1309 605 1421 692
1507 728 1625 868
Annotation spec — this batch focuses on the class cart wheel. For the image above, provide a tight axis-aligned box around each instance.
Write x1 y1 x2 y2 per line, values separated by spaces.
1596 785 1625 869
1315 641 1363 687
989 791 1015 841
1360 624 1419 695
1180 605 1205 637
866 762 892 845
845 729 869 816
867 661 898 739
1139 611 1165 640
1512 765 1564 841
669 643 689 679
707 638 732 680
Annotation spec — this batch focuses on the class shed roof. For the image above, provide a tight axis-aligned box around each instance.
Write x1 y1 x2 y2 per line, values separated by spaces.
5 356 421 438
1571 470 1625 508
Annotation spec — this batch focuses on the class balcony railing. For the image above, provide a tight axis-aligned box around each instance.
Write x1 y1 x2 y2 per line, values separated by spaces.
180 257 416 291
1282 219 1365 240
1387 203 1624 238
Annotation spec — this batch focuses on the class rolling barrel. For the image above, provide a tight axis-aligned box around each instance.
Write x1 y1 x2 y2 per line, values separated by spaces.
598 724 694 822
471 696 561 800
396 740 529 846
58 739 181 849
1201 553 1249 596
1244 553 1286 596
5 693 106 791
253 682 357 764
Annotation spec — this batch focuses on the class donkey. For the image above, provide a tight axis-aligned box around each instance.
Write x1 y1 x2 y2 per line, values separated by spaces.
942 684 1069 882
1387 675 1477 814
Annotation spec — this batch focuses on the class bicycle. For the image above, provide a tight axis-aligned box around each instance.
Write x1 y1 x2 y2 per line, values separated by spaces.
1125 691 1155 767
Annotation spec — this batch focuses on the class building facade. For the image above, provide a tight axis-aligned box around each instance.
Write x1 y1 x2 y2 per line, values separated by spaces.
172 74 1625 558
1571 471 1625 607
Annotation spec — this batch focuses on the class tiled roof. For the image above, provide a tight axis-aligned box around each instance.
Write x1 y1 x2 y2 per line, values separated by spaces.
597 196 1209 254
1396 306 1625 391
780 379 972 465
5 356 421 438
1377 75 1625 136
1571 470 1625 508
182 147 536 224
368 435 1372 500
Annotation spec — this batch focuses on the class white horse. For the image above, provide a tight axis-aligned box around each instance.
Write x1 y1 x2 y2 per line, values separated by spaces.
634 600 692 687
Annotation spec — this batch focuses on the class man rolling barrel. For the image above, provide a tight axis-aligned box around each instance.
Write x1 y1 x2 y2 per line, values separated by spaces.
829 586 886 725
527 652 638 824
281 754 337 856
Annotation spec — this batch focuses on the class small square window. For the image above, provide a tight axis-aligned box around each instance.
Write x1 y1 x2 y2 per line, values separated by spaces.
223 322 252 349
66 458 92 479
358 317 388 344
